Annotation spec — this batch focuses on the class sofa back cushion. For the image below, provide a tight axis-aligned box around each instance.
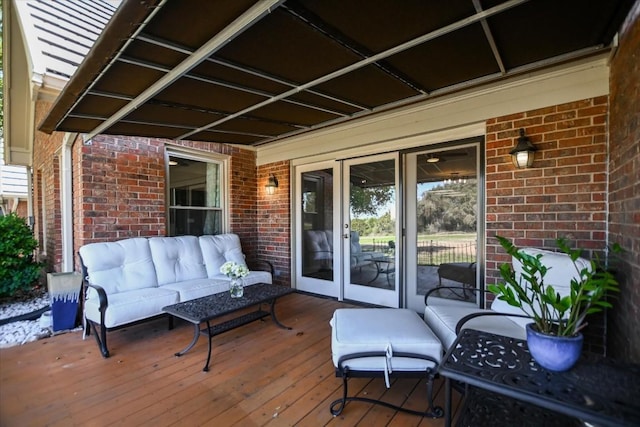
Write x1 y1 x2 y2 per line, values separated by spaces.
149 236 207 285
79 238 158 294
304 230 332 261
199 234 247 279
350 231 362 254
491 247 592 326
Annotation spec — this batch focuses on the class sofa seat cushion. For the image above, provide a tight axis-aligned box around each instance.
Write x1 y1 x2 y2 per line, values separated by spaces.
243 270 272 285
424 298 526 349
80 237 158 295
331 308 441 372
85 287 179 328
160 278 229 302
149 236 208 285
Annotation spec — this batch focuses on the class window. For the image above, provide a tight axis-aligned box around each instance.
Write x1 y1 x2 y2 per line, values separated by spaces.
166 149 228 236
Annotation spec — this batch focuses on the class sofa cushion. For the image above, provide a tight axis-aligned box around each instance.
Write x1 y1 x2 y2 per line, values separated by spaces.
243 270 272 285
205 270 273 287
331 308 441 372
160 278 230 302
199 234 248 278
304 230 333 261
424 298 526 349
514 247 591 295
79 237 158 295
85 287 179 328
149 236 208 285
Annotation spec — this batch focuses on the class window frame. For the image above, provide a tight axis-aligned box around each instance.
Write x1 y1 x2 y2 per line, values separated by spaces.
164 145 230 236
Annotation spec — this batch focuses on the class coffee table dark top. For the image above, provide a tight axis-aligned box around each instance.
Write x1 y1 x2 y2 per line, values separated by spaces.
162 283 295 324
440 328 640 427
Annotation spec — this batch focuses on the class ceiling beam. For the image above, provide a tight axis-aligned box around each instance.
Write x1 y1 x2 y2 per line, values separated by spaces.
282 0 427 94
116 55 349 118
136 33 370 111
473 0 506 75
178 0 530 140
254 47 608 146
84 0 286 141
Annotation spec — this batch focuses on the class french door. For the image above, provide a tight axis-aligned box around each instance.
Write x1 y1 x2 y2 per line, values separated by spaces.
295 161 341 298
294 141 482 310
294 154 400 307
342 153 400 307
405 143 482 311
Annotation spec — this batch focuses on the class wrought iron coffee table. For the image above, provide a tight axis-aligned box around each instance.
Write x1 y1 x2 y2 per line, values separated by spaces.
163 283 295 372
439 328 640 426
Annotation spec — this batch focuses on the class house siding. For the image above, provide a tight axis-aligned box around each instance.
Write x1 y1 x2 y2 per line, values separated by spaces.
609 7 640 363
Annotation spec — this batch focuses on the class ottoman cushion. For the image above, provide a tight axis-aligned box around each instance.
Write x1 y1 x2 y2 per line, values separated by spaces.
330 308 442 374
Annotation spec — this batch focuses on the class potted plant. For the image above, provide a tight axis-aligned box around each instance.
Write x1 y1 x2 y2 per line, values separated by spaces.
488 235 621 371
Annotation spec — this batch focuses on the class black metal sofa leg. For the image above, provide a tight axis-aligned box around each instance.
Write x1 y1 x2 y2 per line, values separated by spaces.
87 319 110 358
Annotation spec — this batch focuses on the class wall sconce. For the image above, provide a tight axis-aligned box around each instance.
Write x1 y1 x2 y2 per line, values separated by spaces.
265 174 279 195
510 128 537 169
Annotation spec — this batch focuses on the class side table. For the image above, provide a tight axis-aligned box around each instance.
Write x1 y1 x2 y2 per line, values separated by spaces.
439 328 640 427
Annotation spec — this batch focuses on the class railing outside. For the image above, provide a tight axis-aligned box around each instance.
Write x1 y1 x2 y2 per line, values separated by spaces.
372 238 476 265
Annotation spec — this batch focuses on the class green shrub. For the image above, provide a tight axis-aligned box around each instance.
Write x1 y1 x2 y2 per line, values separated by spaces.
0 212 43 297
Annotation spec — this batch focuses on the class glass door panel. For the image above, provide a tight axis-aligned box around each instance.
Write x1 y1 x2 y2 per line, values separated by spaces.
295 162 340 298
406 144 482 311
343 153 399 307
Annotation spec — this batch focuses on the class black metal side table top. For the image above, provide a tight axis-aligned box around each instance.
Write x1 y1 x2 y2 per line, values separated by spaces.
439 328 640 427
163 283 295 371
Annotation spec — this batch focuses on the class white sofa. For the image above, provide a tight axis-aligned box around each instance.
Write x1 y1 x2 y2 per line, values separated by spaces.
424 247 591 349
78 234 272 357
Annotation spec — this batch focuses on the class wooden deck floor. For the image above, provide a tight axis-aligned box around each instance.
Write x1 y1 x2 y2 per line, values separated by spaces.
0 293 461 426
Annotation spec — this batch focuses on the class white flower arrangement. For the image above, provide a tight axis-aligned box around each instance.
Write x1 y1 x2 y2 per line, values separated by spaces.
220 261 249 279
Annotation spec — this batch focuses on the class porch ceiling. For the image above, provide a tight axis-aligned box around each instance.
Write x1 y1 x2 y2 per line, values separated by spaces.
39 0 633 146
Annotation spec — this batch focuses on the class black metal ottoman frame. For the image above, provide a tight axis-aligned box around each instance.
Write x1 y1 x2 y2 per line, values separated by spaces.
330 351 444 418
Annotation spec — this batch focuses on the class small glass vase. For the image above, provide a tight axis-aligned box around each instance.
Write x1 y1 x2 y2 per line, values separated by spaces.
229 278 244 298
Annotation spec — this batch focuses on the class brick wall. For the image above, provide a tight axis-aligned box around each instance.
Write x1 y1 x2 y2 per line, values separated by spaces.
486 97 610 354
75 135 166 247
608 8 640 363
72 135 261 270
257 162 291 287
228 145 258 260
33 100 63 273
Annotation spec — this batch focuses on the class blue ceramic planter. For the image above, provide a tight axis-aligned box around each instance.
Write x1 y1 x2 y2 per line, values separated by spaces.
526 323 583 372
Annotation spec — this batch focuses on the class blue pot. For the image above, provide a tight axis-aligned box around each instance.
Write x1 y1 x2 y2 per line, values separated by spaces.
526 323 583 372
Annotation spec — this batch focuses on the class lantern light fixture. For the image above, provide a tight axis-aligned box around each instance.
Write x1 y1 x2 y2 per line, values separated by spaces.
510 128 537 169
265 174 279 195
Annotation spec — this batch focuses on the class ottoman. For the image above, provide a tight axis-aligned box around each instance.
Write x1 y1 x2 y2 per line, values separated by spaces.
329 308 443 417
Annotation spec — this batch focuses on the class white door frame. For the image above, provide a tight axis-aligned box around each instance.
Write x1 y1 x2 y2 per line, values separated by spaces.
405 142 483 312
293 161 342 298
342 153 400 307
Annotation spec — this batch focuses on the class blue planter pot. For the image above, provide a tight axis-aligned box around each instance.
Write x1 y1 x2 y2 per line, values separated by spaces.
526 323 583 372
